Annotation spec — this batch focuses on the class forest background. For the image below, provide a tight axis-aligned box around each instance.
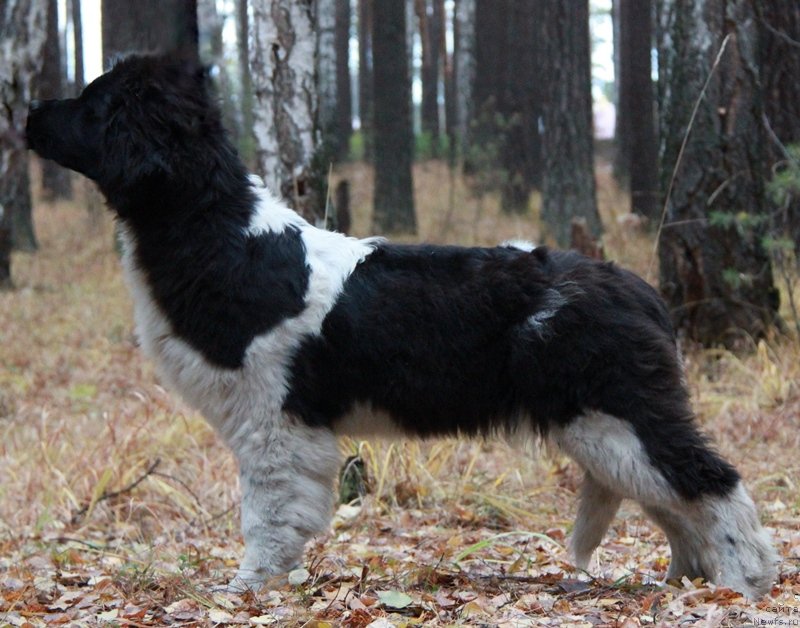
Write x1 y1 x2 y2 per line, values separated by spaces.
1 0 799 625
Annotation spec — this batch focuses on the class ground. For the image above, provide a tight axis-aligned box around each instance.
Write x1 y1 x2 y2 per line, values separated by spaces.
0 162 798 626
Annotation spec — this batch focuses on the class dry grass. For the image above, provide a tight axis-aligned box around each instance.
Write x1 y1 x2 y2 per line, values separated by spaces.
0 163 798 625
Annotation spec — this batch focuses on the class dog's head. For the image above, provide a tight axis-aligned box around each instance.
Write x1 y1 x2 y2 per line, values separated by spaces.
26 55 227 213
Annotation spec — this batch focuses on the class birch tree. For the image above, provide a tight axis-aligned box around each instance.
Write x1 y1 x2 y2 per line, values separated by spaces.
250 0 324 222
0 0 47 288
316 0 337 141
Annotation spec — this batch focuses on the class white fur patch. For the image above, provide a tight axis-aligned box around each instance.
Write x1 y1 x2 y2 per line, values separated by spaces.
501 239 536 252
552 412 676 504
527 288 567 337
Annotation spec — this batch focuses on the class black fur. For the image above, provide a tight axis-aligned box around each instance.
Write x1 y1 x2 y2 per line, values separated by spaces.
285 244 740 499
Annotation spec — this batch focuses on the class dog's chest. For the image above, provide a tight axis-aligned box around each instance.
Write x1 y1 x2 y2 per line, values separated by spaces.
120 249 254 425
118 223 377 435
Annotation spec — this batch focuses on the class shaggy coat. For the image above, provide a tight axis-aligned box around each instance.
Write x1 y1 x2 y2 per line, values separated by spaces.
26 55 777 597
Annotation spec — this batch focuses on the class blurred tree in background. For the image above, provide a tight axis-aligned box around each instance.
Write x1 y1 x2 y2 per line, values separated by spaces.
657 0 778 346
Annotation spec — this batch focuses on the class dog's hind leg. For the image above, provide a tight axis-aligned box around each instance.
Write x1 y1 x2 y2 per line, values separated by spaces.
571 472 622 572
226 420 340 591
553 411 777 598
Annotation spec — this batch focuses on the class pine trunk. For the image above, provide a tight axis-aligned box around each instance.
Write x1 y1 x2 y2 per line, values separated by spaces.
371 0 416 234
236 0 254 166
419 0 440 147
71 0 84 93
612 0 630 186
439 0 455 157
357 0 373 159
657 0 778 346
500 0 541 212
335 0 352 160
540 0 601 247
625 0 659 222
0 0 48 287
37 0 72 204
453 0 475 157
757 1 800 256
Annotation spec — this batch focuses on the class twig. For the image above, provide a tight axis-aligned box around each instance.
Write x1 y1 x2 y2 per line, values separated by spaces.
647 34 732 282
763 113 800 167
759 18 800 50
71 458 161 524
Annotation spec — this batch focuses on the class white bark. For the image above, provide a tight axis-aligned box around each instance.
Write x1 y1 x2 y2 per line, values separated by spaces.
1 0 47 154
1 0 48 285
453 0 474 153
315 0 337 133
250 0 321 220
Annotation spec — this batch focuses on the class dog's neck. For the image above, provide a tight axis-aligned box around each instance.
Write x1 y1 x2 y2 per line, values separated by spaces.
103 134 257 237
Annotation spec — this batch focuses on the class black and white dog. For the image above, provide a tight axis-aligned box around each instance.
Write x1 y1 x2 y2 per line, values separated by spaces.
26 55 777 597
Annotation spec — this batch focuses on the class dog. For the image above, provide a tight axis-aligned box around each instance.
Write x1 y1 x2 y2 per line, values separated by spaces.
26 55 777 598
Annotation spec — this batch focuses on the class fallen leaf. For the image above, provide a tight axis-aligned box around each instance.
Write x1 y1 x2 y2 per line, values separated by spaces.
377 589 413 609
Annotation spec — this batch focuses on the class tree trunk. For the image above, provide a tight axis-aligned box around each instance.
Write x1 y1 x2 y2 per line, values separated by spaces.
335 0 352 160
357 0 373 159
316 0 337 146
612 0 630 186
500 0 541 212
418 0 440 149
101 0 198 61
250 0 324 223
657 0 778 346
198 0 240 145
236 0 255 167
439 0 455 158
453 0 475 157
371 0 416 234
757 2 800 256
36 0 72 205
540 0 601 247
0 0 48 288
71 0 84 93
623 0 659 222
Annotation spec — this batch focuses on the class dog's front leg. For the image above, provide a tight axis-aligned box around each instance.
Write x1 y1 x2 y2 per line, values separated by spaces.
226 421 340 591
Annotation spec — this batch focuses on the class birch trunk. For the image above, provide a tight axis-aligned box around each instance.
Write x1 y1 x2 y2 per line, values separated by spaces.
250 0 323 223
316 0 337 136
0 0 48 287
